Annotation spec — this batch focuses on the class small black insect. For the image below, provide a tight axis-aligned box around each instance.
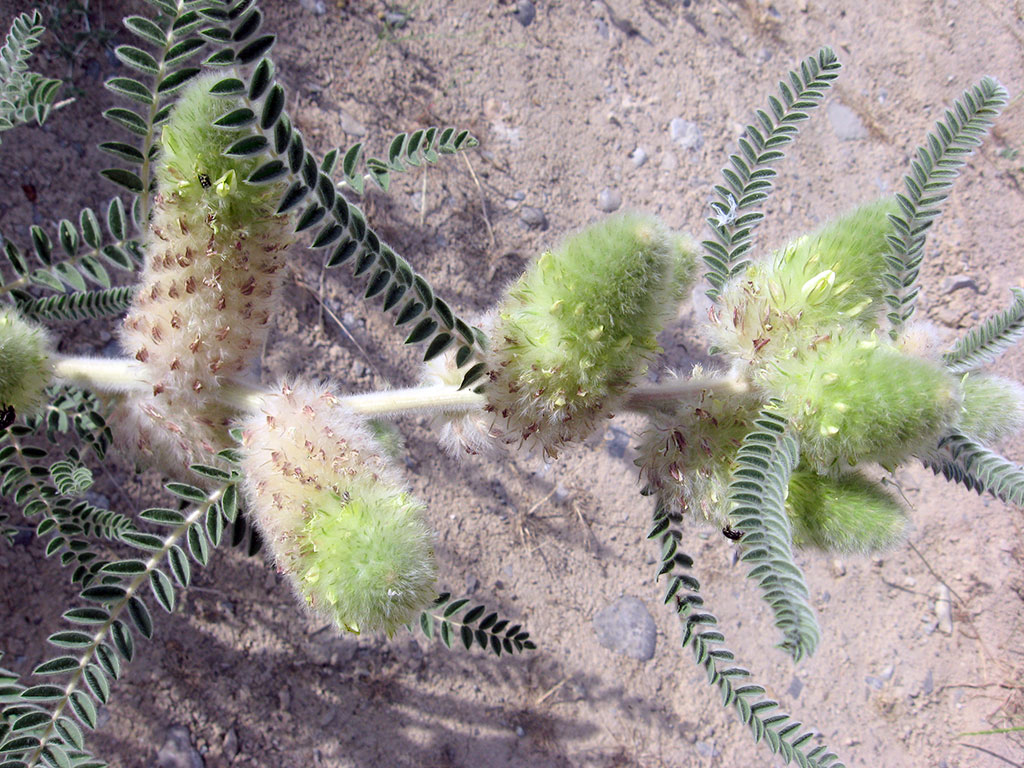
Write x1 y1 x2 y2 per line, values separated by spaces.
197 172 211 189
0 405 16 430
722 525 744 541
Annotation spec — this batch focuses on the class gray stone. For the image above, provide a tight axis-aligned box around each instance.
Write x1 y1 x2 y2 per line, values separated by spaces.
11 526 33 547
553 484 570 504
827 102 868 140
339 110 366 137
513 0 536 27
669 118 704 151
922 669 934 696
222 729 239 761
630 146 648 168
155 726 204 768
593 596 657 661
935 584 953 635
597 187 622 212
604 426 630 458
298 0 326 14
519 205 548 230
942 274 978 294
694 741 720 758
787 676 804 699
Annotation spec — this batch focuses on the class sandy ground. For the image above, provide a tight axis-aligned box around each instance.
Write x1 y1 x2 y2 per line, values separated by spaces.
2 0 1024 766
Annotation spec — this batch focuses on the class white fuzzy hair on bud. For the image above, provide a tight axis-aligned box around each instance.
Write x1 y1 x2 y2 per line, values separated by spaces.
239 380 437 636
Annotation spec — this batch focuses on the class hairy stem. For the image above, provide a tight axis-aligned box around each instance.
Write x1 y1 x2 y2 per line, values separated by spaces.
52 355 752 418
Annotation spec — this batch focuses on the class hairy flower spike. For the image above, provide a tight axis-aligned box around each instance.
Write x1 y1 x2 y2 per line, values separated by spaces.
711 198 897 365
486 213 694 455
115 72 293 477
955 373 1024 444
0 308 53 416
239 381 437 636
765 331 961 472
786 470 907 553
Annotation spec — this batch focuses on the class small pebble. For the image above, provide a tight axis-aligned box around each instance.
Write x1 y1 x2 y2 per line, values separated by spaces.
941 274 978 294
383 10 408 28
922 669 934 696
513 0 536 27
669 118 704 150
827 101 868 140
339 110 367 137
787 676 804 699
11 526 33 547
597 188 622 212
519 205 548 230
831 559 846 577
222 729 239 761
694 741 719 758
464 574 480 594
592 596 657 661
630 147 648 168
156 726 204 768
604 426 630 458
935 584 953 635
298 0 326 14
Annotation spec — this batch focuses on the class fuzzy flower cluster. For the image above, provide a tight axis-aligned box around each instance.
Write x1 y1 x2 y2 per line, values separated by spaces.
482 212 697 457
636 198 1024 554
239 381 437 636
114 73 292 476
0 308 54 416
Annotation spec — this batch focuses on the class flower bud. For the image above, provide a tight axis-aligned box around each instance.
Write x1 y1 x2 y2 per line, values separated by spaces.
486 213 689 456
239 381 436 636
956 373 1024 444
765 331 961 472
787 470 907 553
0 308 53 416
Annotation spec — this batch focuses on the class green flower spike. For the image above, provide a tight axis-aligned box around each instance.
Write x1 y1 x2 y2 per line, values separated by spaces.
240 381 437 636
766 330 961 473
787 470 907 554
712 198 897 365
0 308 53 416
487 212 695 456
115 72 293 477
956 373 1024 445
